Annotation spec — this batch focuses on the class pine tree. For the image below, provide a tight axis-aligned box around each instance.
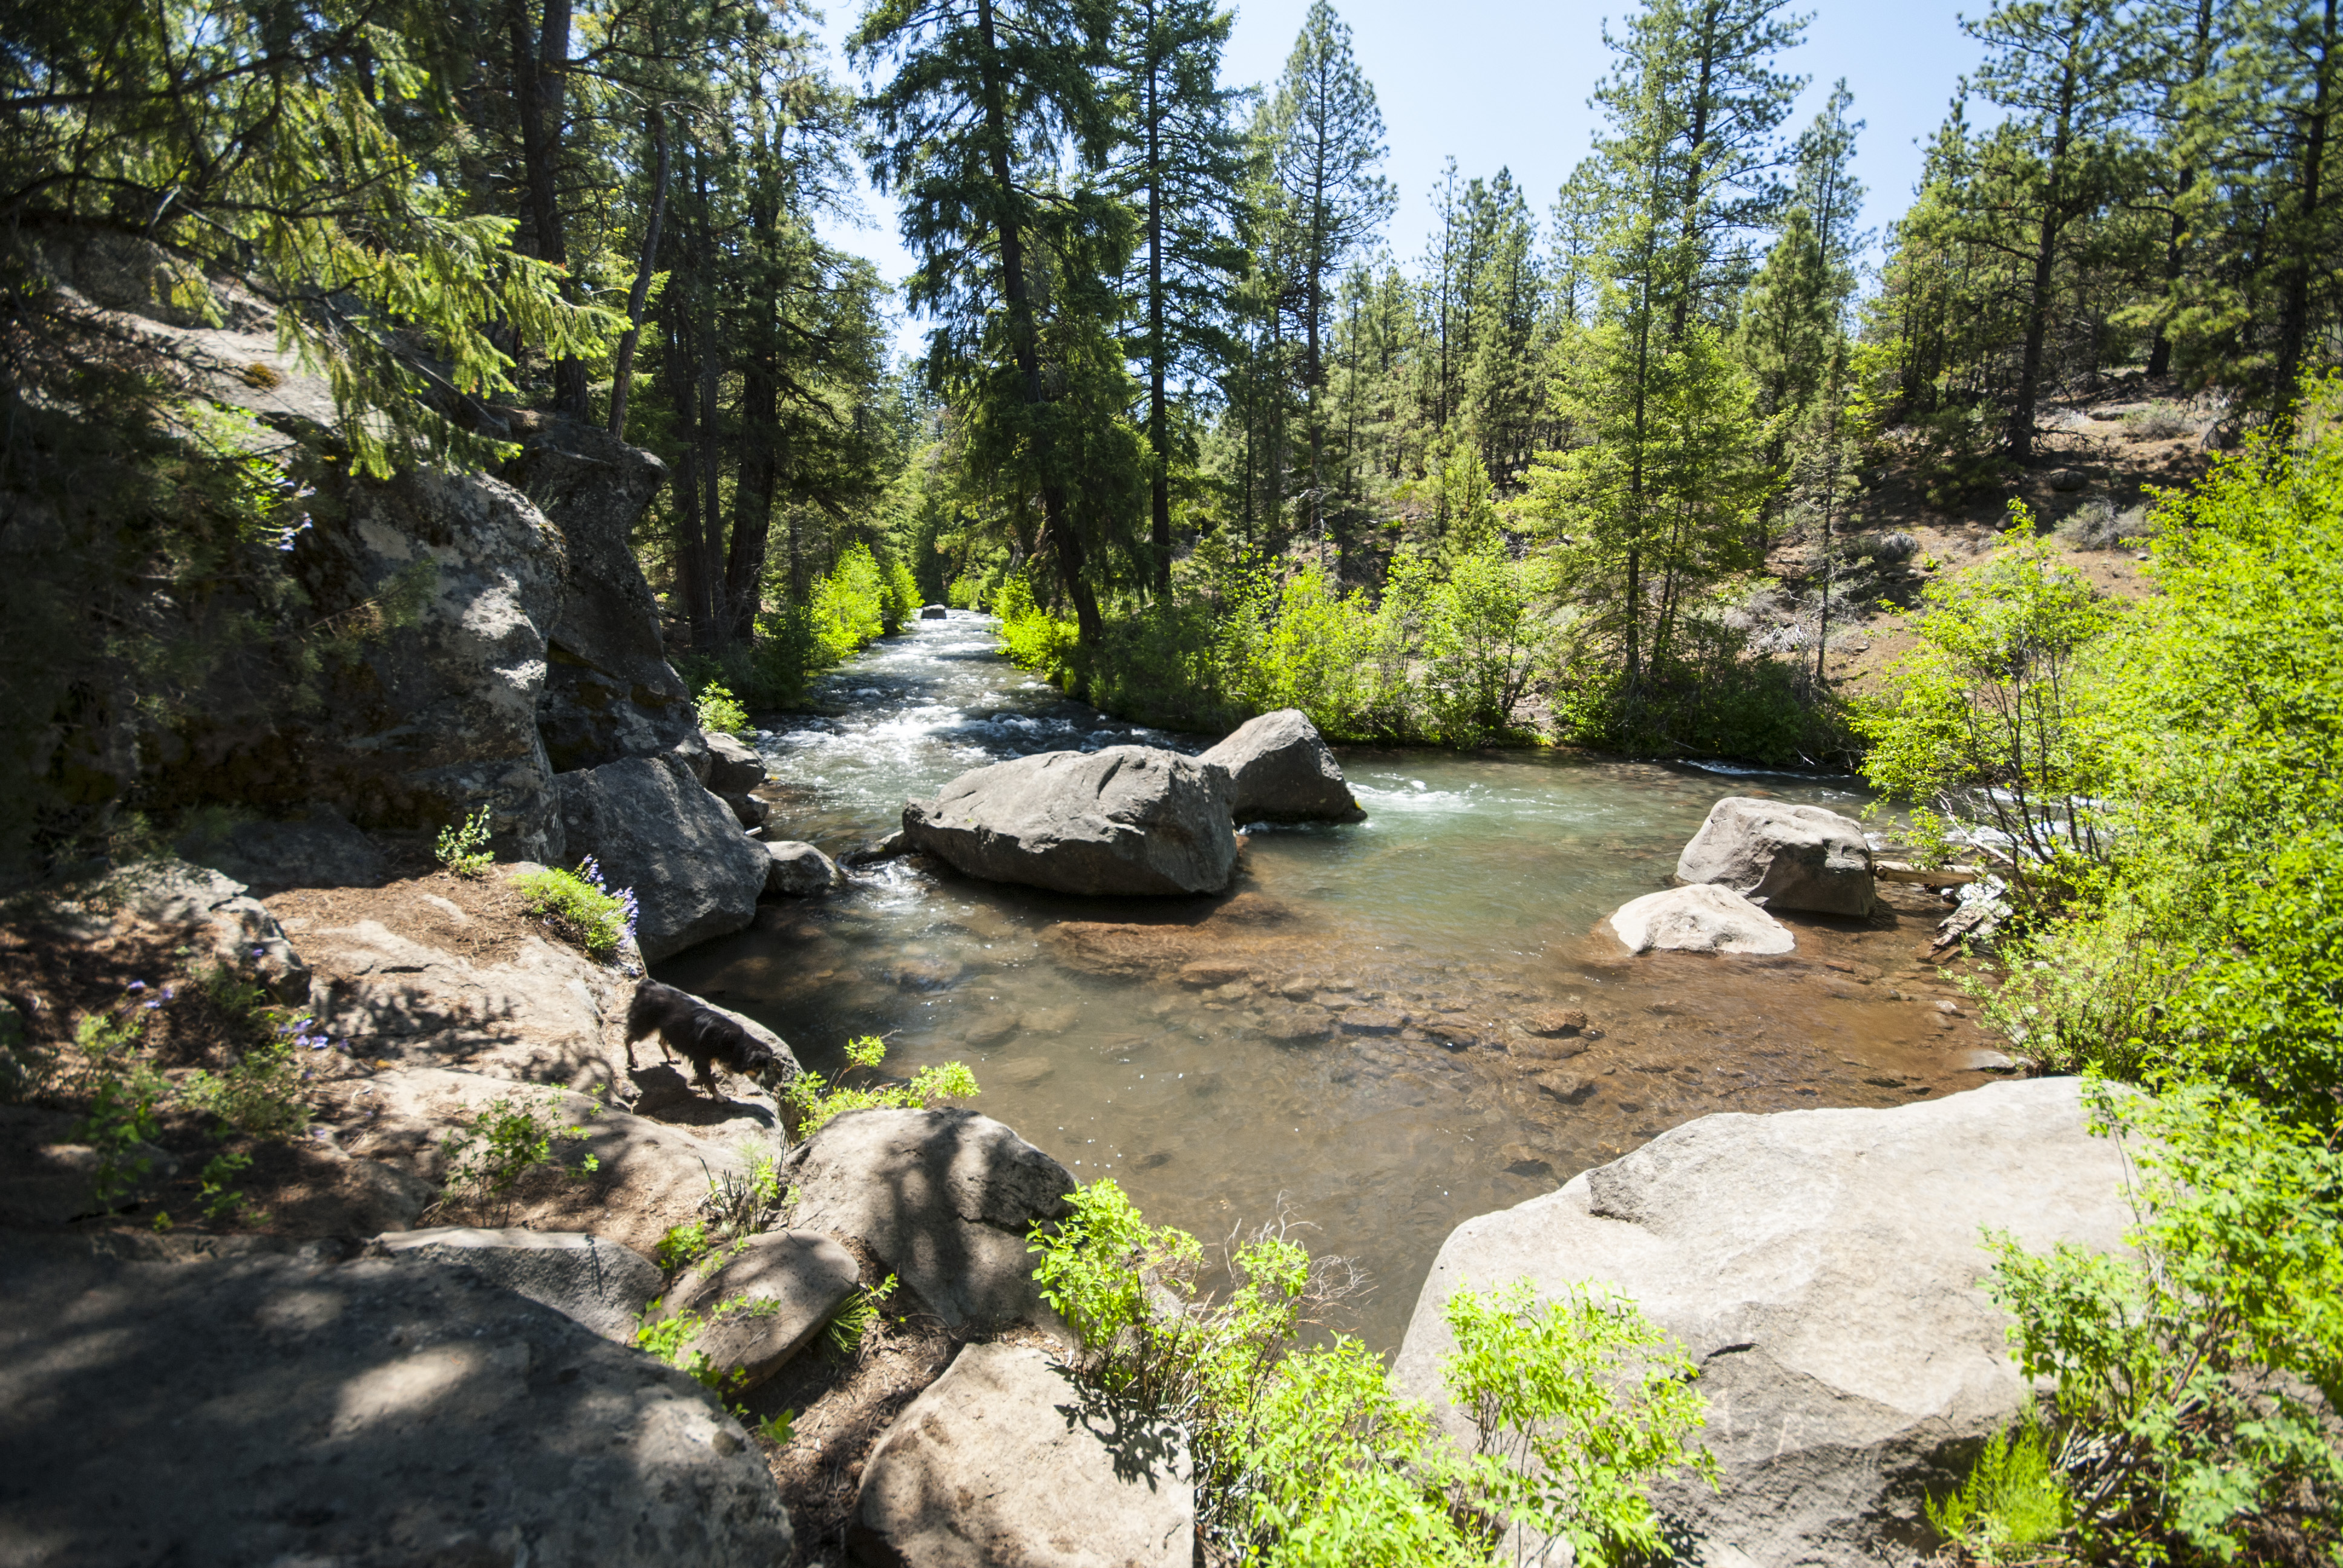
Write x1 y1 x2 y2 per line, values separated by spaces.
1256 0 1394 543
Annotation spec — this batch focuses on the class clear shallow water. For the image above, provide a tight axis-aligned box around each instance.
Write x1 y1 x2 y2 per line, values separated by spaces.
661 613 1997 1349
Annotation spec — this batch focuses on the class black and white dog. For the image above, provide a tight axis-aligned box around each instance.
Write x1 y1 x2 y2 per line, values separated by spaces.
625 979 791 1099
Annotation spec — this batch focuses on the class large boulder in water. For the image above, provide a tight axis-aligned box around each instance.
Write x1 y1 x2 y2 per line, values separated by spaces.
0 1233 794 1567
1609 883 1795 955
1391 1079 2135 1568
1677 796 1875 916
554 754 767 960
1199 708 1366 824
901 746 1238 895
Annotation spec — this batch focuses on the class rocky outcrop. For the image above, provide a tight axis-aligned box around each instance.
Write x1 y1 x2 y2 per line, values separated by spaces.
116 858 310 1002
667 1230 862 1391
902 746 1238 896
0 1233 793 1567
849 1342 1193 1568
1199 708 1366 823
765 840 845 896
554 755 768 962
1391 1079 2134 1568
1677 797 1875 917
0 1105 177 1225
180 806 388 895
378 1226 663 1344
1609 883 1795 955
502 425 705 782
786 1108 1074 1334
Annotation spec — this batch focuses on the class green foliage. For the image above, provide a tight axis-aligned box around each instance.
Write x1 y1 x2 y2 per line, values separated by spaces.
753 1408 795 1446
1927 1419 2070 1562
634 1304 724 1390
511 862 636 959
1985 1081 2343 1564
1553 619 1852 767
192 1150 267 1227
656 1221 713 1275
779 1036 979 1140
825 1273 898 1356
179 1035 309 1141
1031 1178 1717 1565
436 1089 602 1224
67 1008 171 1205
435 806 494 880
694 684 751 736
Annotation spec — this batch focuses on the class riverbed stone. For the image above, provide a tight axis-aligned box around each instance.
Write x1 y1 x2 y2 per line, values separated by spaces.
764 839 845 896
0 1233 793 1567
376 1226 661 1343
1391 1078 2134 1568
706 731 767 795
1610 884 1795 955
785 1108 1075 1334
720 789 770 831
1677 797 1875 916
848 1341 1193 1568
919 604 949 620
667 1230 862 1390
554 753 768 961
1198 708 1366 824
902 746 1238 897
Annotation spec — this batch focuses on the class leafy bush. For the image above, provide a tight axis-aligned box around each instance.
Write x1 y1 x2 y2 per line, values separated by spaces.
779 1034 978 1138
1984 1081 2342 1563
1553 618 1850 767
179 1032 309 1140
694 681 750 734
511 857 637 959
436 1088 601 1223
825 1272 898 1356
1031 1178 1717 1566
435 804 494 878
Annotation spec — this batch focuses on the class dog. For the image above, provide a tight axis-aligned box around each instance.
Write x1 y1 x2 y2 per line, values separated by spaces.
625 979 791 1099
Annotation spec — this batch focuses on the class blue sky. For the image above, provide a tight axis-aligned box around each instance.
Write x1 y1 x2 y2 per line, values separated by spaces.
812 0 1989 356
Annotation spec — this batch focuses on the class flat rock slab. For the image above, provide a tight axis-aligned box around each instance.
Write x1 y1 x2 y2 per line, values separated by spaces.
1677 797 1875 917
787 1108 1073 1334
1390 1079 2134 1568
379 1226 662 1343
903 747 1237 897
0 1234 791 1567
1610 883 1795 955
850 1342 1193 1568
1198 708 1365 824
669 1229 861 1390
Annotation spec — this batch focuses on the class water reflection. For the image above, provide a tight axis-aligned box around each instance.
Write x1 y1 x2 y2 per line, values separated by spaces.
660 613 1997 1349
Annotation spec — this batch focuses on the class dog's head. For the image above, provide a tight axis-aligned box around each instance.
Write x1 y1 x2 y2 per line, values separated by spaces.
741 1040 794 1097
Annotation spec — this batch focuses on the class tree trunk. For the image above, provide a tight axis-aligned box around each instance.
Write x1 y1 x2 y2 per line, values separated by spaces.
2010 30 2082 465
609 106 670 437
2273 0 2336 431
664 313 713 652
1145 4 1172 595
509 0 587 418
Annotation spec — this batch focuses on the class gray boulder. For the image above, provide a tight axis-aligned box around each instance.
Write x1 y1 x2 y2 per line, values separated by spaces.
555 754 768 961
667 1230 862 1391
113 857 310 1001
503 423 706 782
180 805 388 894
705 731 767 795
1199 708 1366 823
787 1108 1073 1333
1610 883 1795 955
721 791 770 831
0 1235 792 1567
902 746 1238 896
1390 1079 2134 1568
765 840 844 897
0 1105 177 1225
849 1342 1193 1568
377 1226 662 1344
918 604 949 620
1677 797 1875 916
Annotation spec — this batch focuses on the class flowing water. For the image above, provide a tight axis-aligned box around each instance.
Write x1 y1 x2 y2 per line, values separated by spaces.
660 613 2004 1349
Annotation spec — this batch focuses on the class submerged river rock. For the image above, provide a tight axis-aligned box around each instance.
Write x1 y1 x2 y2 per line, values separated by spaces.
660 612 2010 1348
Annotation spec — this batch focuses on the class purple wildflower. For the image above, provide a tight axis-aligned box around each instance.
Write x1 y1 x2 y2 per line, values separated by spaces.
126 980 146 992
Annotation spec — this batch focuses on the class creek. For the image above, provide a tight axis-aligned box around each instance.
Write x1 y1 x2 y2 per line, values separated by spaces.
660 612 2001 1350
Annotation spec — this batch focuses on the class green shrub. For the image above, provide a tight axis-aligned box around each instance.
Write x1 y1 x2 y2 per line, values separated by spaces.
1553 619 1850 767
511 858 637 958
435 804 494 878
436 1088 602 1223
1984 1080 2343 1564
779 1034 978 1138
825 1272 897 1355
694 681 750 734
180 1032 309 1140
1031 1178 1717 1566
656 1220 712 1273
1926 1419 2069 1562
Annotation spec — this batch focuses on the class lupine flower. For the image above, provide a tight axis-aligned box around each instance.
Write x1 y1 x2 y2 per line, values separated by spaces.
126 980 146 992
